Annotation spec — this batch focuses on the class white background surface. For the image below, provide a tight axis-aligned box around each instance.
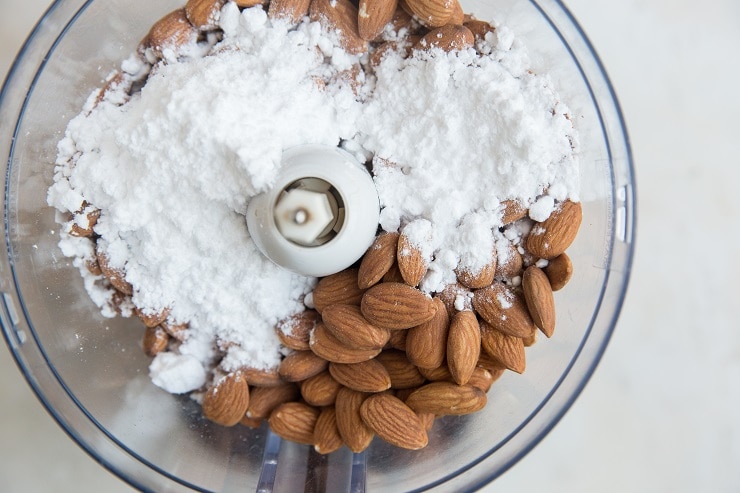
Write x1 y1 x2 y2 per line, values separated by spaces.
1 0 739 492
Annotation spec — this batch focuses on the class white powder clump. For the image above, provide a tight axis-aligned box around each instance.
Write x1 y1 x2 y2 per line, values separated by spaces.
149 352 207 394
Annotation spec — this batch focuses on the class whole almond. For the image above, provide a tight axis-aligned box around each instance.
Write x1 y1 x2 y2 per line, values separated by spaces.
405 298 449 369
526 200 583 259
495 243 523 280
202 372 250 427
314 407 344 454
300 371 342 406
96 247 133 295
323 304 390 349
241 366 283 387
500 199 528 225
522 266 556 337
544 253 573 291
335 387 375 453
358 0 399 41
275 310 319 351
268 0 311 25
247 383 300 419
137 306 171 328
472 283 536 338
278 350 329 382
360 393 428 450
310 0 368 54
361 282 437 329
148 9 198 57
464 19 495 44
397 231 428 287
401 0 454 28
312 269 366 313
269 402 320 445
456 257 496 290
329 360 392 393
309 322 382 363
376 349 426 389
436 283 472 315
480 321 526 374
405 382 487 416
185 0 224 29
358 232 399 289
142 326 169 357
415 25 475 52
447 311 481 385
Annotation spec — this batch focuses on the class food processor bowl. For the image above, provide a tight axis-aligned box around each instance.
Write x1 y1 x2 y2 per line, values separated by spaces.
0 0 635 491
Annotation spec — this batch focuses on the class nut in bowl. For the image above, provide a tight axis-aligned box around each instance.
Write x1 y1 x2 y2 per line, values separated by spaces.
0 0 634 491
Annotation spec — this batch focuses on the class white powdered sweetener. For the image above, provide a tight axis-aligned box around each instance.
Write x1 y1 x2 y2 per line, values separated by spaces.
48 5 579 396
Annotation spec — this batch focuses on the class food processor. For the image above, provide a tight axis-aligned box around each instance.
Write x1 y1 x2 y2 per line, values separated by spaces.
0 0 635 491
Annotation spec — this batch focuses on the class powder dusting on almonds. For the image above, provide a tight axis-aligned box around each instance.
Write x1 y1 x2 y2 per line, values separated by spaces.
48 5 579 396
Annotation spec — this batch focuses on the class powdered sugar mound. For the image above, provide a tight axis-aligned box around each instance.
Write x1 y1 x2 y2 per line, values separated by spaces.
150 352 207 394
361 44 579 292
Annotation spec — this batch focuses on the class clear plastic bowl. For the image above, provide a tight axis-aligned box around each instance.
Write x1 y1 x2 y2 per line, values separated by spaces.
0 0 635 491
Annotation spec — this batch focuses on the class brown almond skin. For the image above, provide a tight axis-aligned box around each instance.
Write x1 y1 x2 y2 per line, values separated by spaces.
314 407 344 454
239 415 263 429
300 371 342 407
358 232 399 289
360 393 428 450
335 387 375 453
522 266 556 337
96 247 133 295
329 360 392 393
242 366 283 387
148 9 198 56
268 0 311 25
310 0 368 54
401 0 453 28
526 200 583 259
202 372 250 427
544 253 573 291
467 366 497 393
376 350 426 389
405 298 450 369
417 364 452 382
358 0 399 41
137 306 171 328
415 25 475 53
397 232 428 287
142 326 169 357
361 282 437 329
269 402 320 445
185 0 224 29
405 382 487 416
247 383 300 419
382 262 405 283
312 269 366 314
500 199 528 225
309 322 382 363
480 321 526 374
495 243 523 280
435 283 472 315
322 304 390 350
447 311 481 385
464 19 495 44
472 283 536 338
386 329 408 351
275 310 320 351
456 259 496 290
278 350 329 382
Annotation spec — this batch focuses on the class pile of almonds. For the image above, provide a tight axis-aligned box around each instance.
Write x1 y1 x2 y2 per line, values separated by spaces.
199 198 581 452
64 0 584 453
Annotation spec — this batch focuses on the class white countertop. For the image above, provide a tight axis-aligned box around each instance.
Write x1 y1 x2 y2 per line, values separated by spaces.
1 0 738 491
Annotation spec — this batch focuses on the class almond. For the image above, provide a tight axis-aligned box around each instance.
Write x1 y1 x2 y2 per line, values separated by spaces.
96 247 133 295
479 321 526 373
142 326 169 357
476 350 507 373
313 407 344 454
464 19 495 44
495 243 523 280
500 199 528 225
278 350 329 382
522 266 556 337
376 349 426 389
148 9 198 57
309 322 382 363
405 382 487 416
310 0 368 55
322 304 390 349
382 262 405 283
268 0 311 25
329 360 392 393
358 232 399 289
202 372 250 427
418 411 435 431
472 283 536 338
405 298 449 369
435 283 472 315
447 311 481 385
386 329 408 351
456 257 496 290
448 0 464 24
335 387 375 452
417 364 452 382
239 415 263 428
269 402 320 445
526 200 583 259
467 366 497 393
401 0 454 28
247 383 300 419
85 256 103 276
415 24 475 52
397 231 428 286
358 0 398 41
312 269 366 314
241 366 283 387
136 306 171 328
544 252 573 291
68 207 100 237
161 319 188 341
185 0 224 29
361 282 437 329
234 0 267 6
275 309 320 351
300 371 342 406
360 393 428 450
